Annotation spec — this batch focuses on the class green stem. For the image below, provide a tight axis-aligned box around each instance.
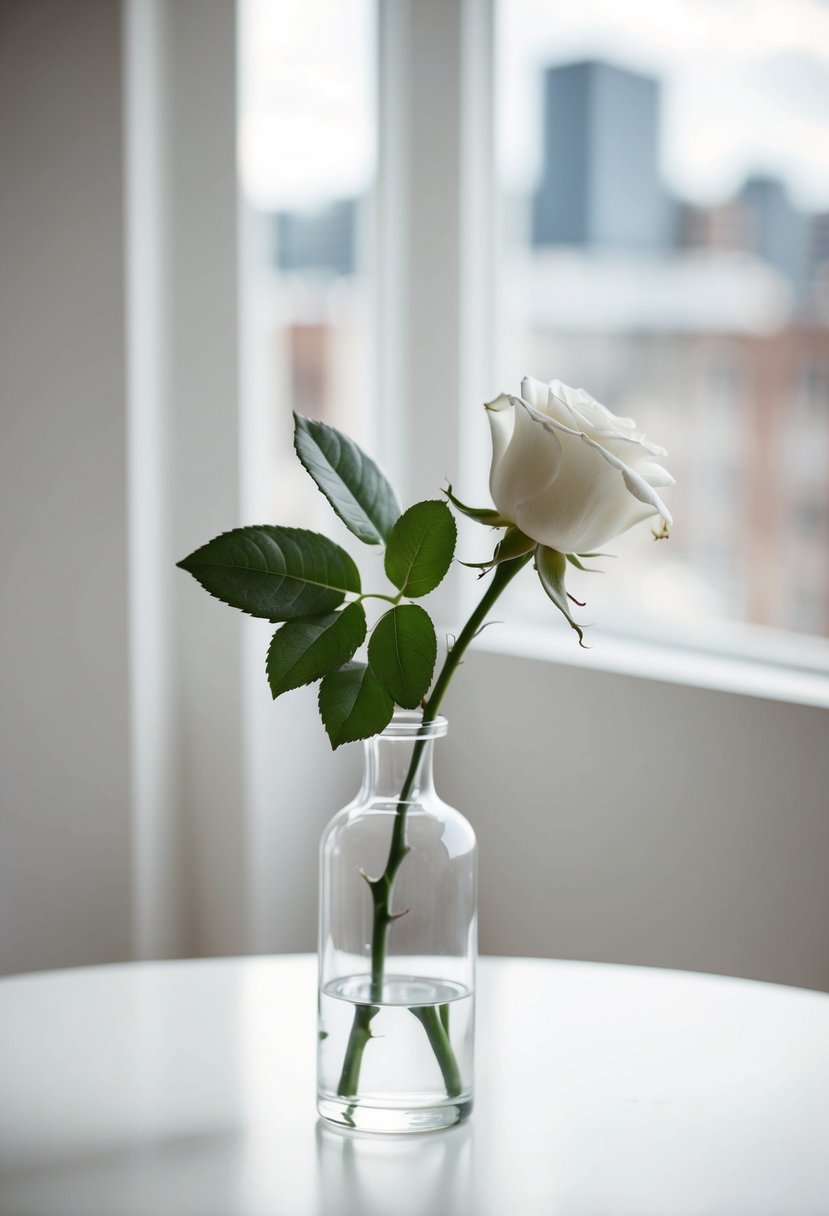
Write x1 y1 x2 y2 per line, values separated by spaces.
338 1003 378 1096
336 552 533 1099
411 1005 462 1097
356 592 399 606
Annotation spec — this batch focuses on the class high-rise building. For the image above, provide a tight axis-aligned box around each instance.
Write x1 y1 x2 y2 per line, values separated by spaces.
738 176 809 296
674 200 746 253
812 211 829 273
272 199 358 276
532 60 668 252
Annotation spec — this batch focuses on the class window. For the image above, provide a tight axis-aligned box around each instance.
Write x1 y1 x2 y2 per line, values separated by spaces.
132 0 828 975
238 0 377 527
494 0 829 647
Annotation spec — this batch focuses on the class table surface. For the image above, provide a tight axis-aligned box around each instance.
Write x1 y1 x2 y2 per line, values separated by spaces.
0 955 827 1216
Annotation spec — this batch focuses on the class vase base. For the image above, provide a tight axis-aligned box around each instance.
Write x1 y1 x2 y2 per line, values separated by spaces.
317 1094 472 1134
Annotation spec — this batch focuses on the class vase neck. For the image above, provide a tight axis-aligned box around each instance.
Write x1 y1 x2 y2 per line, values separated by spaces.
361 733 440 804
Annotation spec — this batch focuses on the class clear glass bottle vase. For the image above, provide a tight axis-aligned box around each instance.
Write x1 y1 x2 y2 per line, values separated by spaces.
317 711 476 1133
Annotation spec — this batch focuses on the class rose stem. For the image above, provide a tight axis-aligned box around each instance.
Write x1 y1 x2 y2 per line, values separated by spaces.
336 551 534 1100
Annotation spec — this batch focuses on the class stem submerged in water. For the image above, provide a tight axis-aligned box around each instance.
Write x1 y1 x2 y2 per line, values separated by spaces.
337 1002 378 1097
411 1005 462 1097
335 552 533 1099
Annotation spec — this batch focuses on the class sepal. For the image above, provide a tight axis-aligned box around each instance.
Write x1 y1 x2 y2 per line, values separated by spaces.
461 526 536 572
535 545 588 648
442 484 510 528
566 554 602 574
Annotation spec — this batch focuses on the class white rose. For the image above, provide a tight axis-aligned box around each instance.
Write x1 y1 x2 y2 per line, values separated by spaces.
486 376 674 554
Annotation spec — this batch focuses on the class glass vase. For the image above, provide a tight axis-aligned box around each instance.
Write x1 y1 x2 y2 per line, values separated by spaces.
317 711 476 1133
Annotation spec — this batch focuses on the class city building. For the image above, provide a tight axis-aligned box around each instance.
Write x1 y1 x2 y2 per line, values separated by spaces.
259 57 829 636
272 198 358 277
532 60 669 252
738 175 811 303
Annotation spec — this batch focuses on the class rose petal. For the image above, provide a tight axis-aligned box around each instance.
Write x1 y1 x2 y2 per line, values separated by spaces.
579 430 673 525
513 431 654 553
485 376 674 554
490 395 562 521
636 460 676 489
485 394 514 468
520 375 550 410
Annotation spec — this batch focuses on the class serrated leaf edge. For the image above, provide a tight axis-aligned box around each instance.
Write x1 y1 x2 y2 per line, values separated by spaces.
318 662 394 749
367 604 437 709
385 500 458 598
293 413 401 545
266 602 367 699
177 524 361 621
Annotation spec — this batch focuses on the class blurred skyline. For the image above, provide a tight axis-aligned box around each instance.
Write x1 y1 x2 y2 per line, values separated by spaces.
239 0 829 211
498 0 829 209
238 0 829 638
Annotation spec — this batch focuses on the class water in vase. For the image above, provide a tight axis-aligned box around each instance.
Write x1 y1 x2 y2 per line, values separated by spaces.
317 973 474 1133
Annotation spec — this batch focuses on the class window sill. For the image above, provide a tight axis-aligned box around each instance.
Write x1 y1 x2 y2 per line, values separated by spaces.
468 621 829 710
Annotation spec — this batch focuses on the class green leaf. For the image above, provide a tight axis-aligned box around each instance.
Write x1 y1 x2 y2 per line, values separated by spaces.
368 605 437 709
443 483 510 527
177 525 360 621
384 500 457 598
267 602 367 699
535 545 588 648
461 526 536 570
294 413 401 544
318 662 394 749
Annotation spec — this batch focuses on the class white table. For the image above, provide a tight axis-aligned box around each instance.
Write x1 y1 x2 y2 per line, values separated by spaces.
0 955 827 1216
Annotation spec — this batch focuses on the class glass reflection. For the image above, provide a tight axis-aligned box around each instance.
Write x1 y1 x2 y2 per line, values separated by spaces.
315 1119 473 1216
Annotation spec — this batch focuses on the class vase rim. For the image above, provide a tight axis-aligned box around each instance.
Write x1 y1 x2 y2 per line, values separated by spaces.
377 710 448 740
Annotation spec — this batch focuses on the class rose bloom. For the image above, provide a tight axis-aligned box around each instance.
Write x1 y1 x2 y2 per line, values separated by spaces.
486 376 674 554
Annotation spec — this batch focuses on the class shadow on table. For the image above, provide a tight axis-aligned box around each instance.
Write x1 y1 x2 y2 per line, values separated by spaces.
315 1117 473 1216
0 1126 245 1216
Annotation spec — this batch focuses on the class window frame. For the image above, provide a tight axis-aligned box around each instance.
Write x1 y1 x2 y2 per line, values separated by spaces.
126 0 829 967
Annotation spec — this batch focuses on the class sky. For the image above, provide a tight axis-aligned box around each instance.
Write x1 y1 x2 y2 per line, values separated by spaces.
239 0 829 212
239 0 375 209
499 0 829 209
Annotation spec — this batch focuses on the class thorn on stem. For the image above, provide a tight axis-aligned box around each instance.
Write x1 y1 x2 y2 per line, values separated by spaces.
358 866 382 890
472 619 504 640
